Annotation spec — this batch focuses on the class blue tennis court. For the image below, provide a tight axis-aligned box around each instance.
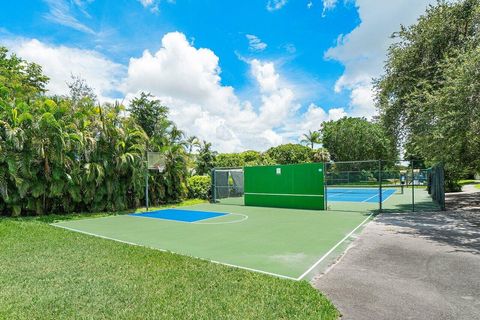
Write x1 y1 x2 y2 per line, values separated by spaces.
327 188 396 203
129 208 228 222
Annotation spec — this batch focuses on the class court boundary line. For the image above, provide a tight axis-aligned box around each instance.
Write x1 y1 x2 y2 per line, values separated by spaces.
52 211 373 282
362 189 397 203
362 194 378 202
381 189 396 202
127 211 229 224
50 223 297 281
296 212 373 280
193 213 248 225
327 188 398 203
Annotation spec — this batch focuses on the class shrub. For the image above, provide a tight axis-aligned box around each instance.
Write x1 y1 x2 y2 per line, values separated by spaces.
265 144 312 165
187 175 211 199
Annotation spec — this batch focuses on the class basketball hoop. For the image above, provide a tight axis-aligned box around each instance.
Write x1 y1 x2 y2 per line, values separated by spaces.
147 152 166 173
145 152 167 212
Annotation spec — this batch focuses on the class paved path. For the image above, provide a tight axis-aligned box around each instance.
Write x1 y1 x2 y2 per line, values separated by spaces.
314 188 480 319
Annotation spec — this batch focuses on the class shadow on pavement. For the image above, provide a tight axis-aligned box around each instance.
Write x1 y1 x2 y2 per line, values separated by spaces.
377 190 480 255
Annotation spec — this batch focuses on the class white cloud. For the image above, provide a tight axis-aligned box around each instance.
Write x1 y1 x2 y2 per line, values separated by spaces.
43 0 95 34
250 60 278 93
138 0 175 12
4 38 124 101
267 0 288 11
322 0 338 17
3 32 341 152
325 0 435 119
139 0 155 6
123 32 302 152
246 34 267 52
281 103 346 141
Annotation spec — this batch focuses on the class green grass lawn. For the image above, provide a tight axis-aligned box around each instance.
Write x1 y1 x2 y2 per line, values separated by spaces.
458 179 477 186
0 204 338 319
458 179 480 190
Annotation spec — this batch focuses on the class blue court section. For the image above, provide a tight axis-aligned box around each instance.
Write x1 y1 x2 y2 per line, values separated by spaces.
130 209 228 222
327 188 396 203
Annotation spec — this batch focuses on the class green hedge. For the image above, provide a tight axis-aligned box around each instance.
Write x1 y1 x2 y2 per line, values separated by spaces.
187 176 211 200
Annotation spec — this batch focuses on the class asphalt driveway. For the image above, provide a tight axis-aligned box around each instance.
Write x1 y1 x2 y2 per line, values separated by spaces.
314 187 480 319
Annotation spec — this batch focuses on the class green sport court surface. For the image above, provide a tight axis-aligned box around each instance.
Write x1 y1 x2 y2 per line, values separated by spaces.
53 203 372 281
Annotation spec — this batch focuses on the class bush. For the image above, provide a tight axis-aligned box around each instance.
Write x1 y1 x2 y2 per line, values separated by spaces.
187 175 211 200
265 144 312 165
214 153 245 168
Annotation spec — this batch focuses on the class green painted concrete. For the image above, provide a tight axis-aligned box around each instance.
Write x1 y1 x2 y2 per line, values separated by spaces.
244 163 325 210
53 203 369 280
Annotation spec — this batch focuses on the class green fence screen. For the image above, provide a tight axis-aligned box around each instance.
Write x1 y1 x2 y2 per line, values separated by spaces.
244 163 325 210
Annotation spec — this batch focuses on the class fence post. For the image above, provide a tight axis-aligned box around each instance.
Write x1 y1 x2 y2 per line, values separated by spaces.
324 162 328 210
145 154 149 212
379 160 383 212
210 168 216 203
412 161 415 212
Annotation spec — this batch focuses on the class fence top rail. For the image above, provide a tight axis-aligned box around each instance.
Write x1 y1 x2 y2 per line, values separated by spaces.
328 160 381 164
212 167 244 170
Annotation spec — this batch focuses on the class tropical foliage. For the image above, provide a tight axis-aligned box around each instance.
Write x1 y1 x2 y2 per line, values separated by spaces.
186 175 211 199
321 117 397 162
214 150 273 168
301 130 321 149
195 140 217 175
375 0 480 190
311 148 331 163
0 48 188 216
265 144 314 165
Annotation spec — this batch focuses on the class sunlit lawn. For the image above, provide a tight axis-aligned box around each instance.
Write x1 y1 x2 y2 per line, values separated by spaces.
0 202 338 319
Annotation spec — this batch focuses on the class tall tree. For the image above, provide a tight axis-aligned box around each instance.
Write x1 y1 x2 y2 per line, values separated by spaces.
195 141 217 175
321 117 397 162
301 130 321 149
67 75 97 104
128 92 169 138
265 144 313 165
0 47 49 101
185 135 200 154
375 0 480 189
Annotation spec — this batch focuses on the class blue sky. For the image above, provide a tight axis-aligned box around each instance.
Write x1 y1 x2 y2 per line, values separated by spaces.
0 0 435 152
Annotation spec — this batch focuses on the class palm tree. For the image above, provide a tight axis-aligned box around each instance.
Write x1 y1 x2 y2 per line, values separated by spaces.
186 135 200 154
301 130 321 149
312 148 331 162
195 140 217 175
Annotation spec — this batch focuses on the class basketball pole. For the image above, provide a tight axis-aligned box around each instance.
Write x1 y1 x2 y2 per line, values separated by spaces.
145 151 149 212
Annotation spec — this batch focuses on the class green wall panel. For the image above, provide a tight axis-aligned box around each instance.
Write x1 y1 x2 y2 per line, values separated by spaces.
244 163 325 210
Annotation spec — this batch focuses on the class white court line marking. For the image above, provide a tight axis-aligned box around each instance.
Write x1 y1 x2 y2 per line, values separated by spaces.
127 211 230 224
297 213 373 280
362 194 378 202
381 190 396 202
244 193 324 197
50 223 296 281
193 213 248 225
126 214 199 224
326 193 342 198
362 189 397 203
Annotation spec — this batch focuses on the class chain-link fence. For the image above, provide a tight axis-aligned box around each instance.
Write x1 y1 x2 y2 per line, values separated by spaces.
210 161 445 212
211 168 244 205
325 160 445 213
